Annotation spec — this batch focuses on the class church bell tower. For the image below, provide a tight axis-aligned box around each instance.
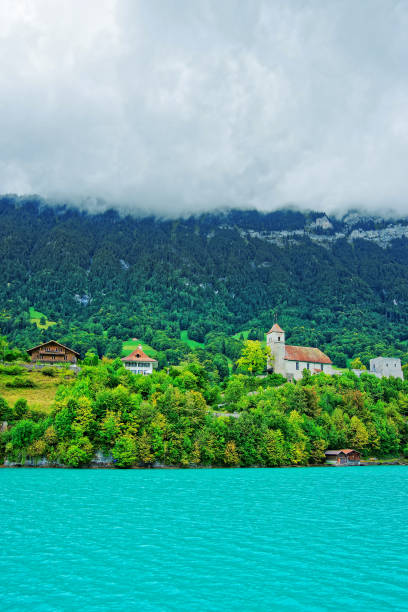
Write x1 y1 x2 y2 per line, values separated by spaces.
266 323 285 374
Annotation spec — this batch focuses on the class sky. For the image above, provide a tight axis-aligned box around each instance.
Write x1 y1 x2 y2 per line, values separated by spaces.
0 0 408 217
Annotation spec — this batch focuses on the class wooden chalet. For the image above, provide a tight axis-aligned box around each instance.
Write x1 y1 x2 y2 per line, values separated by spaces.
27 340 80 364
325 449 361 466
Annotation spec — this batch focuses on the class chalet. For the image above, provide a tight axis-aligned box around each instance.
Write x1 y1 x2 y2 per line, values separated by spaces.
325 449 361 465
267 323 333 381
121 345 158 375
27 340 80 364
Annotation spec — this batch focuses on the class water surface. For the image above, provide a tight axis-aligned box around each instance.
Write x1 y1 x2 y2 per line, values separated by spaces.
0 466 407 611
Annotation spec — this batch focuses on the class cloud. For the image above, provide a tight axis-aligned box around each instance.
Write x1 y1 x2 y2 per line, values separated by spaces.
0 0 407 216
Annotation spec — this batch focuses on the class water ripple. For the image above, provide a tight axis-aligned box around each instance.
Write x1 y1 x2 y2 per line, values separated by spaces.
0 466 407 611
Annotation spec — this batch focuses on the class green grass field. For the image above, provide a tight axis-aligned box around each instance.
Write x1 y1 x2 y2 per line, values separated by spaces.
180 330 205 349
121 338 158 358
232 329 250 340
29 307 56 330
233 330 267 345
0 369 70 413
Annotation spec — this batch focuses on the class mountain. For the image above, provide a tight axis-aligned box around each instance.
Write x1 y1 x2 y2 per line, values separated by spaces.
1 195 408 368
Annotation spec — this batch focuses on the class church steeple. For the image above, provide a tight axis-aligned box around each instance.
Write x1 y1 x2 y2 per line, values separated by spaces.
266 322 286 374
267 323 285 343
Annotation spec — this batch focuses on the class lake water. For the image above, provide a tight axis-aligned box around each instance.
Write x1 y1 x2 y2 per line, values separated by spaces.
0 466 407 611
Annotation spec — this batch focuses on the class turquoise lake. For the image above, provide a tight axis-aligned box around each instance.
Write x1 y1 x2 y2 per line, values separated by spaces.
0 466 407 611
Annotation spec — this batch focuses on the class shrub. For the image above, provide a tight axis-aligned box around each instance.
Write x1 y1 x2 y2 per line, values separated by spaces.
41 367 56 377
14 399 28 419
0 365 25 376
0 396 13 421
6 377 36 388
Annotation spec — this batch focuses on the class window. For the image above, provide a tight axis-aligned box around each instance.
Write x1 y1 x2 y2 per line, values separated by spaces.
278 336 281 342
307 363 310 369
296 362 299 370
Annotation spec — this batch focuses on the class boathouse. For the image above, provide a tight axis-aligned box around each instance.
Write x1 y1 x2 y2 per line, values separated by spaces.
325 449 361 465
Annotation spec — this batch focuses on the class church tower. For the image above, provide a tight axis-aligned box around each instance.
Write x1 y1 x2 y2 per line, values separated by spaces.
266 323 286 375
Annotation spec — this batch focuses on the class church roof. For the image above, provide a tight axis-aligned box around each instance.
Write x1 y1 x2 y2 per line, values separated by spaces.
285 345 332 364
268 323 284 334
121 345 157 363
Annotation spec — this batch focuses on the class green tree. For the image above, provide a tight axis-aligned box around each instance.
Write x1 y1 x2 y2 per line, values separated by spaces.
348 415 369 449
350 357 367 370
0 336 9 363
112 435 137 467
236 341 271 375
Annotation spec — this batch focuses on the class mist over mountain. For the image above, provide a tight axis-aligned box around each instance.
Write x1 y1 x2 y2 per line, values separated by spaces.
1 1 408 216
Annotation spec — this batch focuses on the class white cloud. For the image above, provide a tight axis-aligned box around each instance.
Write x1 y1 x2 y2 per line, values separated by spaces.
0 0 407 216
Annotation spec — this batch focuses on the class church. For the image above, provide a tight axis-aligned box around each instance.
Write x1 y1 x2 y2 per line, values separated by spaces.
267 323 333 381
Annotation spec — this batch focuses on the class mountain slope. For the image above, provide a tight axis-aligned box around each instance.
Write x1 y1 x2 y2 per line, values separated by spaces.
1 195 408 366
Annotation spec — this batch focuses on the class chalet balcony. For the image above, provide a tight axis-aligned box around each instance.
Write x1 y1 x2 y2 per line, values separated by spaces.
39 350 65 356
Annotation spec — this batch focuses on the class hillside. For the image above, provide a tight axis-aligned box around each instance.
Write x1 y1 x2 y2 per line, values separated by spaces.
1 195 408 369
2 360 408 468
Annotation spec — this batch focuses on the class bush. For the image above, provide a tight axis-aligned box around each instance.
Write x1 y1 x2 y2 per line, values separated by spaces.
0 365 25 376
14 399 28 419
0 397 13 421
41 367 56 377
6 377 36 388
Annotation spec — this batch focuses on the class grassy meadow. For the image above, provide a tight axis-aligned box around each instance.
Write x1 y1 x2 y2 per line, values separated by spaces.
179 330 205 349
0 368 72 414
29 307 56 330
121 338 158 358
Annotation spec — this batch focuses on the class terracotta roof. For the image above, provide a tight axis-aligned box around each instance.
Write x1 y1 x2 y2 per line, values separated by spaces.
325 449 357 456
285 345 332 364
27 340 80 357
267 323 284 334
121 345 157 363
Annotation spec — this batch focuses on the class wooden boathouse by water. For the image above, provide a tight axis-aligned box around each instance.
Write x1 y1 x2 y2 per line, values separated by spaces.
325 449 361 465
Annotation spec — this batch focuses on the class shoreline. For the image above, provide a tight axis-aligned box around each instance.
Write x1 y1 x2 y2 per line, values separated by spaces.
1 459 406 470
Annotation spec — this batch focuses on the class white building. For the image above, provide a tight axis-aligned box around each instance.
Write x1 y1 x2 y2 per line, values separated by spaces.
267 323 333 381
369 357 403 379
121 345 158 375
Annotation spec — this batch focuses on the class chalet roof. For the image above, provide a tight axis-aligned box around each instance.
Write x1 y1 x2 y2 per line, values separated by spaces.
268 323 284 334
121 345 157 363
285 345 332 364
27 340 80 357
325 449 358 456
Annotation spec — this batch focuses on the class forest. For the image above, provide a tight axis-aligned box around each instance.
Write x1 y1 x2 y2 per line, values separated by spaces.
1 195 408 372
1 197 408 467
1 354 407 468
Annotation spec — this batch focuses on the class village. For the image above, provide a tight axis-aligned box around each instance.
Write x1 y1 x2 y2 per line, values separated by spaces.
26 322 405 382
19 323 405 468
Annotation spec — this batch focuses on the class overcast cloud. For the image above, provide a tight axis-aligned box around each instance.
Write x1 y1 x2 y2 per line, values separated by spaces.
0 0 407 216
